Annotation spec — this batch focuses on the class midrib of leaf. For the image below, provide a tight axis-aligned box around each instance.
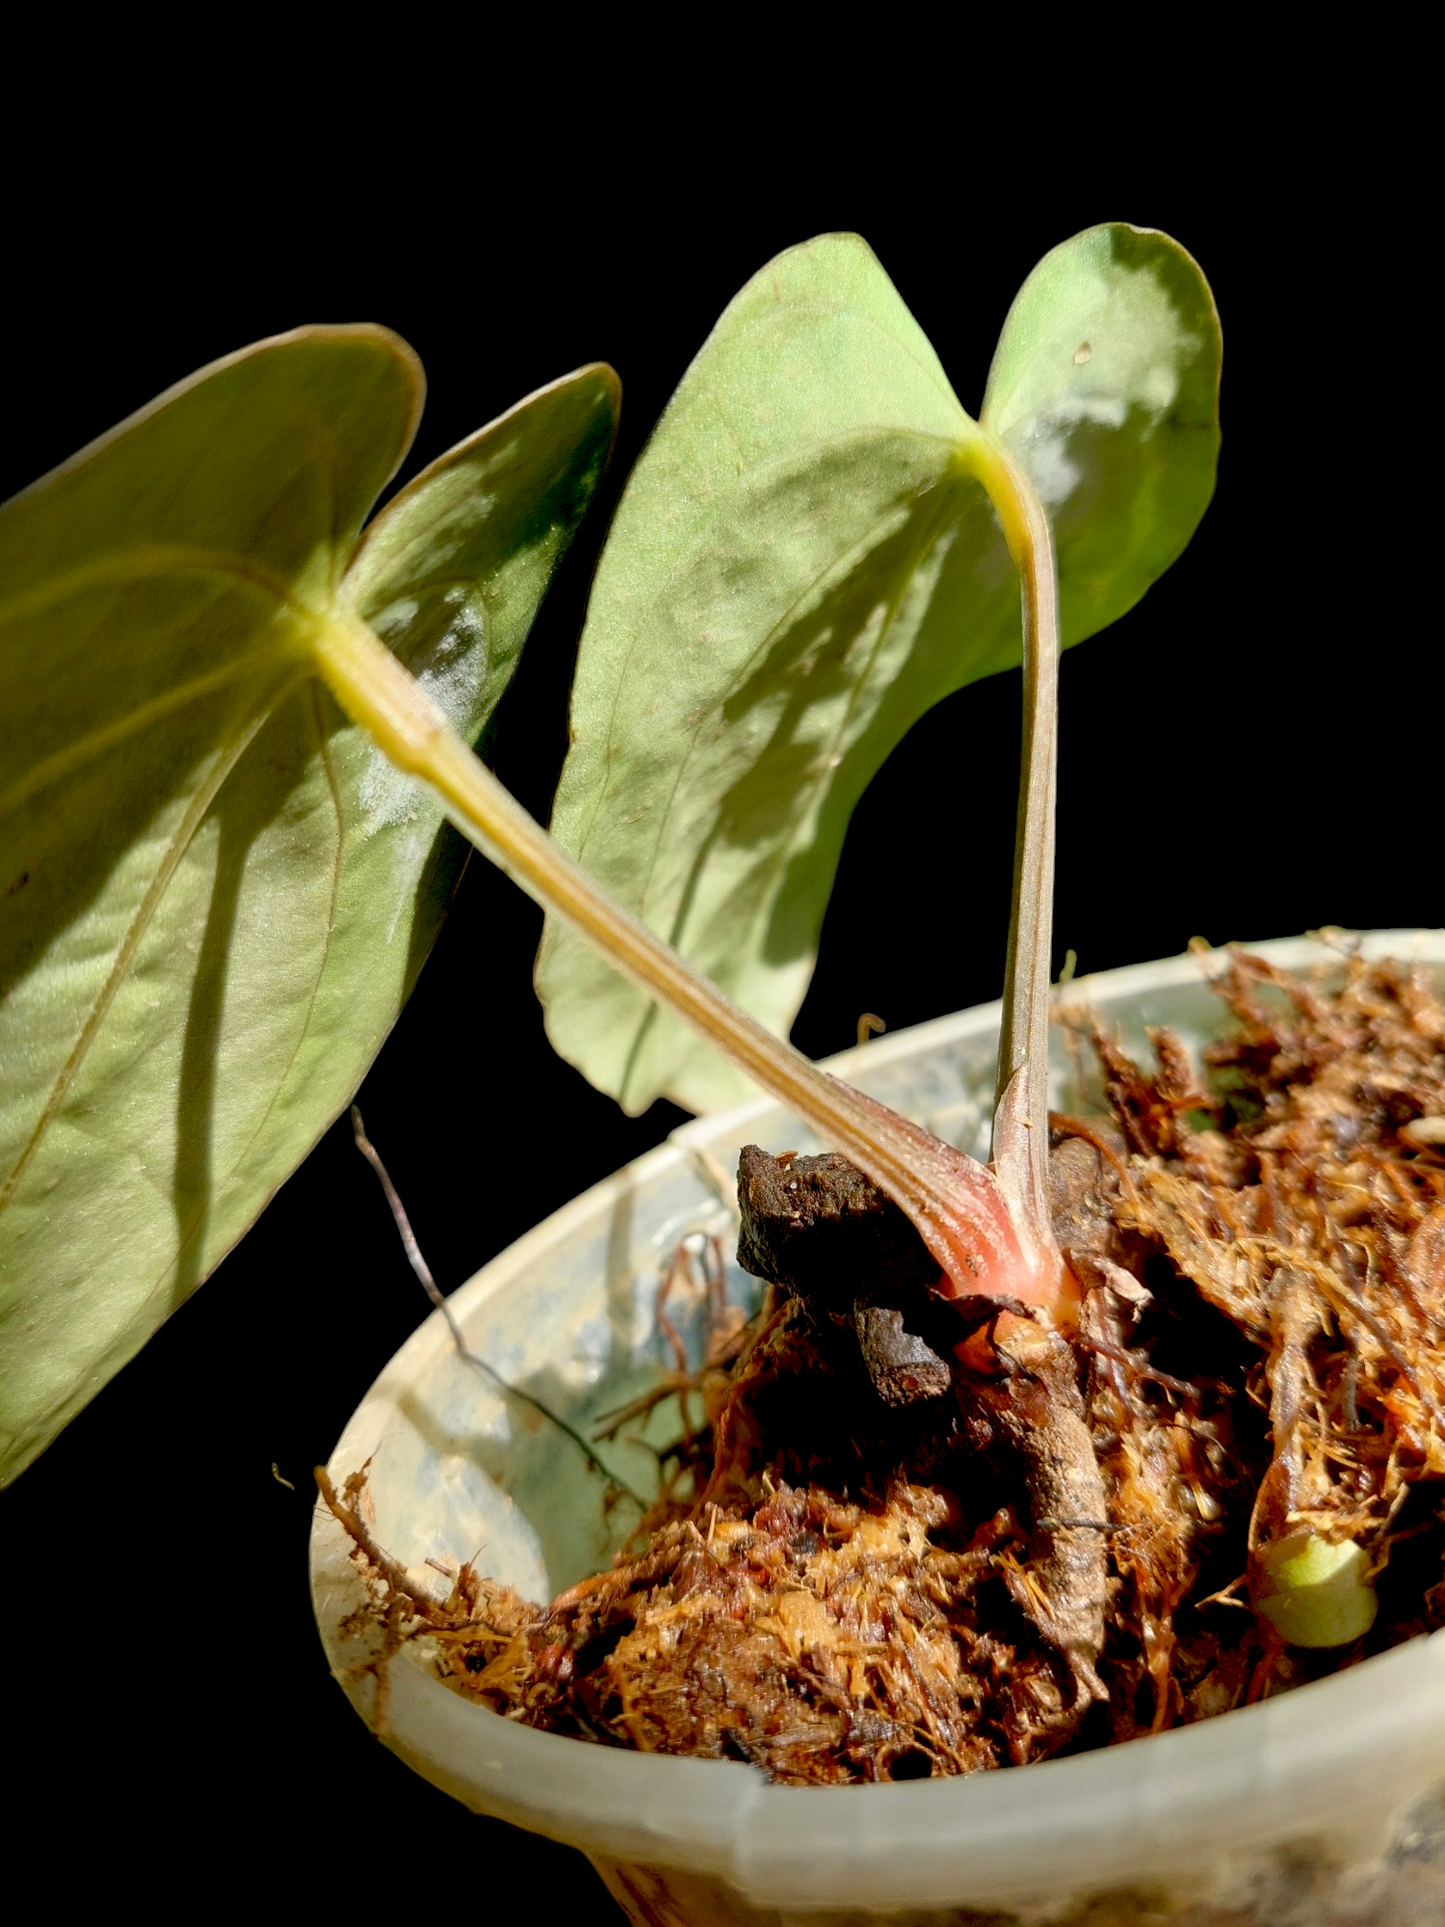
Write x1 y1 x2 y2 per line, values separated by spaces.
0 699 283 1217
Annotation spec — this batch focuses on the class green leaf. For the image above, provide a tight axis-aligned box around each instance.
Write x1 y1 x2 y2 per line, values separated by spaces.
0 334 618 1483
981 224 1221 645
537 228 1220 1115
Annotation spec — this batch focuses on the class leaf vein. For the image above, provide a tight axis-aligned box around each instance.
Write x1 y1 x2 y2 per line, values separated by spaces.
0 543 311 631
162 678 349 1294
0 650 302 817
0 707 274 1219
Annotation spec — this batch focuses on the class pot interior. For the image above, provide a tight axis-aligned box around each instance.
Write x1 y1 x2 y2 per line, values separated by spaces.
311 931 1445 1916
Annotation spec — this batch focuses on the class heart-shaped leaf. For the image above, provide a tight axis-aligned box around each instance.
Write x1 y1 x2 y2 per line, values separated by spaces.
537 227 1219 1114
0 332 617 1482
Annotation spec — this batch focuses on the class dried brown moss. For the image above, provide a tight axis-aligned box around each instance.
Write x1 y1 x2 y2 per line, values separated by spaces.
326 948 1445 1781
1092 948 1445 1663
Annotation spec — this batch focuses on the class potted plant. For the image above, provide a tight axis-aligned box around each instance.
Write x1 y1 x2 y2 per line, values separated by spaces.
5 214 1441 1911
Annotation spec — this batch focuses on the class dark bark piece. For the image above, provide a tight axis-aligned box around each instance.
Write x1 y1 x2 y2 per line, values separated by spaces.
737 1145 958 1410
853 1301 952 1407
736 1145 942 1307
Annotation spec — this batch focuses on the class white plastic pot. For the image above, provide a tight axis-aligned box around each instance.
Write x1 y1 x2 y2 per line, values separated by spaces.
311 933 1445 1926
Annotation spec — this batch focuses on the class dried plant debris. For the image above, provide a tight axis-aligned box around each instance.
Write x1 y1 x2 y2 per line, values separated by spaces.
325 949 1445 1783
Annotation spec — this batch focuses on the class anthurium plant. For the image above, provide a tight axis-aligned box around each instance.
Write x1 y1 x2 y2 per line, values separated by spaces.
0 223 1219 1497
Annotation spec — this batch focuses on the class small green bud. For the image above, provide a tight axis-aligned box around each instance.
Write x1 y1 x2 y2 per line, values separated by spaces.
1253 1532 1378 1648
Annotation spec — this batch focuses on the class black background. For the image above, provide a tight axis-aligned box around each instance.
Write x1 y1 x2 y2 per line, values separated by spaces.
5 104 1429 1910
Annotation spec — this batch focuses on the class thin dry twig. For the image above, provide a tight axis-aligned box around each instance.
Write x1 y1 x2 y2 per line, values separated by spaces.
351 1107 647 1507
